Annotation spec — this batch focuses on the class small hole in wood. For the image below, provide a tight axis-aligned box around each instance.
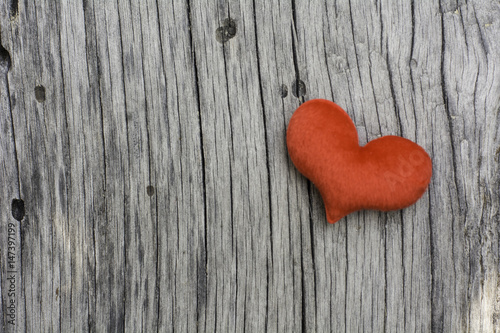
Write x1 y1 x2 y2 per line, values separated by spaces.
147 185 155 196
35 85 46 102
280 84 288 98
0 43 11 72
10 0 19 19
292 79 306 98
11 198 25 221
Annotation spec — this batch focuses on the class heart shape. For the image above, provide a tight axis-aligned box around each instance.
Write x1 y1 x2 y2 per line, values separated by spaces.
286 99 432 224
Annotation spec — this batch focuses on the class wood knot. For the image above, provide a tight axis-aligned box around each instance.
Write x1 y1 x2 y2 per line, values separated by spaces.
216 18 237 43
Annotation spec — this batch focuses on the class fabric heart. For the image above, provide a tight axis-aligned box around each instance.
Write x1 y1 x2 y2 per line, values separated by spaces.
286 99 432 224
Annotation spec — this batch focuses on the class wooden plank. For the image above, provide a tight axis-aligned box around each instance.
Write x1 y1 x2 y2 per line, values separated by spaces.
2 0 76 331
440 1 500 331
189 1 272 330
152 1 205 331
78 1 127 331
0 18 21 333
252 1 315 332
1 0 499 332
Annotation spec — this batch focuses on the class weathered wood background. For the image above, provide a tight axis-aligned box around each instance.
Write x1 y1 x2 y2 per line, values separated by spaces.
1 0 499 331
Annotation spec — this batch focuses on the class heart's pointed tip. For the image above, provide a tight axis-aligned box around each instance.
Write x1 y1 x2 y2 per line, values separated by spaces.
325 206 347 224
326 216 342 224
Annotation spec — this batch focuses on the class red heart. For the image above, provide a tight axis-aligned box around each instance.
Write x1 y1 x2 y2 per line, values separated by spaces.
286 99 432 224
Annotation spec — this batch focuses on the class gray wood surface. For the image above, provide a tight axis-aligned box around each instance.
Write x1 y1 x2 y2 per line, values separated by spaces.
1 0 499 332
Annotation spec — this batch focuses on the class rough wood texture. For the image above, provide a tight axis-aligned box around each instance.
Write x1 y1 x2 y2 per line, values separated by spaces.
1 0 499 331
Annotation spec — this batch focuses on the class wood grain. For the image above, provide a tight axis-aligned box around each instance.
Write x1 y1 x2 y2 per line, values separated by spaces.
1 0 499 331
